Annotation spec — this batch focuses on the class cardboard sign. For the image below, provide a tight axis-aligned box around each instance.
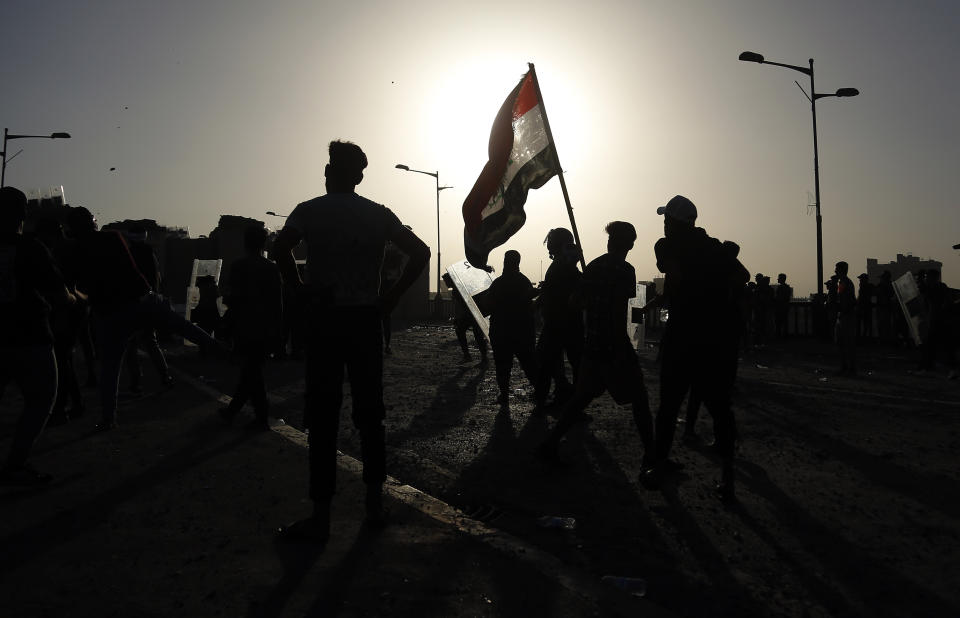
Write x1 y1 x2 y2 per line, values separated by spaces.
445 260 494 340
892 272 926 346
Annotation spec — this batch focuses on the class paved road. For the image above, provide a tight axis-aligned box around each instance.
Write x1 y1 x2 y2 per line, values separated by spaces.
7 327 957 617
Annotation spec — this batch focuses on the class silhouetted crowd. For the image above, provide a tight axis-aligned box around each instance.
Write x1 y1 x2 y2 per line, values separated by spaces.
2 141 957 545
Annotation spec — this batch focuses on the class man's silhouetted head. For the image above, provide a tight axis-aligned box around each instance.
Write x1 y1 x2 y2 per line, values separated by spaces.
244 224 268 254
325 140 367 193
65 206 97 238
503 249 521 273
835 261 848 277
544 227 574 260
658 195 697 238
605 221 636 257
778 273 787 284
0 186 28 236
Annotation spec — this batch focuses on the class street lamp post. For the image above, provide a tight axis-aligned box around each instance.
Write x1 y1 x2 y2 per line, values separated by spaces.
1 128 72 187
738 52 858 298
395 164 451 296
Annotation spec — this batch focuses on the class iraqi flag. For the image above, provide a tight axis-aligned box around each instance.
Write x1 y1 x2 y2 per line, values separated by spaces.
462 69 559 268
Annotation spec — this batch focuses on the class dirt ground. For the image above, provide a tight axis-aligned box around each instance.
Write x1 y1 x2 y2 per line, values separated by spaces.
338 326 960 617
3 325 959 617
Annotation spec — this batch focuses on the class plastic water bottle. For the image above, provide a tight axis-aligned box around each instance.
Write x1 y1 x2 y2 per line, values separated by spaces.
601 575 647 597
536 516 576 530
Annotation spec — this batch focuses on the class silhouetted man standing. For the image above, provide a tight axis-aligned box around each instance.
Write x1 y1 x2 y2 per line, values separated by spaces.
835 261 857 375
653 196 749 501
774 273 792 339
538 222 655 484
273 140 429 544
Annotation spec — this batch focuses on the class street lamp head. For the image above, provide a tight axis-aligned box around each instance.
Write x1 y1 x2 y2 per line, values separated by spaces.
50 132 71 139
835 87 860 98
739 51 765 63
395 164 409 171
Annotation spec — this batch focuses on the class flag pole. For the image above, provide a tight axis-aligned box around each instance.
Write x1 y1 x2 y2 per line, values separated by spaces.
527 62 587 271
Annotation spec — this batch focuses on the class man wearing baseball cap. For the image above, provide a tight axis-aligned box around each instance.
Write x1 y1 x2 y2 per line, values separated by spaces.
653 195 749 501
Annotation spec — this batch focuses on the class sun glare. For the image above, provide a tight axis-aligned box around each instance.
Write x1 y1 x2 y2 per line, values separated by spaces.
423 59 587 196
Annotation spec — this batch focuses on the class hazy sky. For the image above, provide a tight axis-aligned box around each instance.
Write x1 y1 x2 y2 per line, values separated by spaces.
3 0 958 294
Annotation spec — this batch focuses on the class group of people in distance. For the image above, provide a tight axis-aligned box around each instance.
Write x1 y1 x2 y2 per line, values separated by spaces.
1 185 230 485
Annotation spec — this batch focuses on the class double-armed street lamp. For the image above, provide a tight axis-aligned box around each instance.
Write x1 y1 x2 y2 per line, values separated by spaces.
738 51 859 298
1 128 72 187
265 210 287 218
395 163 451 295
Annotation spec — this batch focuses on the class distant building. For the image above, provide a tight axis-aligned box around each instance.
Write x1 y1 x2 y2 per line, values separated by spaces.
866 254 943 283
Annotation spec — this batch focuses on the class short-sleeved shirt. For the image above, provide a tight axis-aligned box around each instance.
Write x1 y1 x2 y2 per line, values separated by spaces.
0 236 66 346
580 253 636 356
284 192 403 308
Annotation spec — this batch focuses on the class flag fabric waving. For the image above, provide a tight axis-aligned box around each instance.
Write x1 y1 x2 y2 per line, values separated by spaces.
462 69 559 268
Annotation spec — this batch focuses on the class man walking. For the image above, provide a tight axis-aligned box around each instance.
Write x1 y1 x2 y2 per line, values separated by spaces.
533 227 583 409
652 196 749 501
219 225 283 431
487 250 539 406
272 140 429 543
538 222 656 485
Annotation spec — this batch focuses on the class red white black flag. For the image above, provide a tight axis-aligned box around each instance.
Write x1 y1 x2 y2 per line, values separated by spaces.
462 69 560 268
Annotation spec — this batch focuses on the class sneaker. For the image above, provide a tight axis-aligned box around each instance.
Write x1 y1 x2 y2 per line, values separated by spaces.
0 464 53 486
